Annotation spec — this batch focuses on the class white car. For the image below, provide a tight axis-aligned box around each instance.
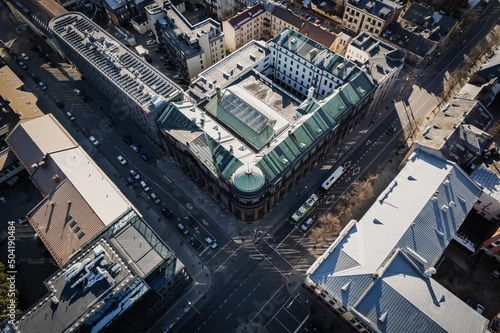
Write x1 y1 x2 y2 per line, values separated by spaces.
89 136 99 146
130 144 139 153
117 155 127 165
38 82 47 90
74 88 82 96
130 169 140 179
146 39 156 46
300 217 314 232
66 112 75 121
205 237 217 249
21 53 29 61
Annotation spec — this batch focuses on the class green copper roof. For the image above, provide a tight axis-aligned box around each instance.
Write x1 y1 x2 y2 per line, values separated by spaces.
272 27 326 63
231 164 266 193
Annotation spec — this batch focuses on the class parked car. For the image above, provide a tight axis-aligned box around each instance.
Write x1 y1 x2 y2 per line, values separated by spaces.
81 127 91 137
177 223 189 235
21 52 29 61
144 54 152 63
140 153 149 161
74 88 82 96
129 169 140 179
18 61 27 70
162 208 174 220
66 111 75 121
89 136 99 146
189 236 203 250
38 82 47 90
476 304 485 315
55 100 64 109
150 192 161 204
140 180 150 192
122 136 132 145
130 144 139 153
146 39 156 46
186 216 197 227
31 73 40 82
205 237 217 249
117 155 127 165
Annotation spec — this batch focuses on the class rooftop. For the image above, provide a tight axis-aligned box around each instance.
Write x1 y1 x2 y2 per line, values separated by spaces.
15 239 135 333
348 32 404 83
227 3 266 29
49 12 182 112
415 98 493 166
347 0 402 17
156 2 222 58
7 115 133 266
187 40 269 103
0 64 43 120
402 2 458 41
383 23 436 57
13 212 180 333
13 0 66 27
307 149 485 332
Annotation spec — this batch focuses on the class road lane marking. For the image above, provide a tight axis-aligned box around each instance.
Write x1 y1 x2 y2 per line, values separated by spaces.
213 244 242 274
225 313 232 319
275 318 292 333
285 308 301 323
293 315 310 333
250 284 284 322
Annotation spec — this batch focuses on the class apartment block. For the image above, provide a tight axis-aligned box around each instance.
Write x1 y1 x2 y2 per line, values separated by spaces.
342 0 403 36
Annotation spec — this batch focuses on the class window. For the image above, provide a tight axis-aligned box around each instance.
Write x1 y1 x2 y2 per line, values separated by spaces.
493 240 500 247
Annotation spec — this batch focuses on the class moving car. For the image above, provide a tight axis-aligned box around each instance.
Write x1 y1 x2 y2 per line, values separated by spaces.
129 169 140 179
117 155 127 165
146 39 156 46
300 217 314 232
386 124 397 135
74 88 82 96
205 237 217 249
89 136 99 146
21 52 29 61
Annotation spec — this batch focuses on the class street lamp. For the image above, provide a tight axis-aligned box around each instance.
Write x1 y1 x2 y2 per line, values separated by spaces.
185 298 201 315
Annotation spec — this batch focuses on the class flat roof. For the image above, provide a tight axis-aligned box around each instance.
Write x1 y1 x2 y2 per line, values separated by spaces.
0 65 43 119
15 239 136 333
49 12 182 111
187 40 269 103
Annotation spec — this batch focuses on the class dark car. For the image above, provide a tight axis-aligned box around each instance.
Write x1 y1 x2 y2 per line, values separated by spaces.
386 124 397 135
188 236 203 250
186 216 197 227
161 208 174 220
55 100 64 109
144 54 153 63
81 127 91 137
140 153 149 161
122 136 132 145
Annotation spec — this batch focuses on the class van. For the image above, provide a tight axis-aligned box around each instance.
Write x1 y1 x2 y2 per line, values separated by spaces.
150 192 161 204
177 223 189 235
140 181 150 191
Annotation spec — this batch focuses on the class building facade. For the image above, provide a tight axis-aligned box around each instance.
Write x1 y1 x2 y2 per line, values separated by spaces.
159 29 376 222
49 12 183 144
146 1 226 79
342 0 403 36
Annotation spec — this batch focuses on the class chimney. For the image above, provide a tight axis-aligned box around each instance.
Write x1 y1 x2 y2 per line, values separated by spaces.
216 86 221 101
307 86 315 102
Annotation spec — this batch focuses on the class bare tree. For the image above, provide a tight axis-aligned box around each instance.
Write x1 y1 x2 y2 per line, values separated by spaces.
310 226 326 246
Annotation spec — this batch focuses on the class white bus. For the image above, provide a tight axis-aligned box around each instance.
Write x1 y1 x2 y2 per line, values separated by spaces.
320 166 346 192
290 193 319 225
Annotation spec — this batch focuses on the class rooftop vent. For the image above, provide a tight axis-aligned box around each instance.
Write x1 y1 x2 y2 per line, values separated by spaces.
378 311 388 323
281 158 289 164
51 174 61 183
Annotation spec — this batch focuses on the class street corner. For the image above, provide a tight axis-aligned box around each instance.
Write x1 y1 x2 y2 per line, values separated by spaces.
285 272 303 295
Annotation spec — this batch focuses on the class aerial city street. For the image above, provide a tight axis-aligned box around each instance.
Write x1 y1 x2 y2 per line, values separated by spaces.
0 0 499 332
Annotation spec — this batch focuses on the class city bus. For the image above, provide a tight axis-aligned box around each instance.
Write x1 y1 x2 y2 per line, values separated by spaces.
320 166 346 192
290 193 319 225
